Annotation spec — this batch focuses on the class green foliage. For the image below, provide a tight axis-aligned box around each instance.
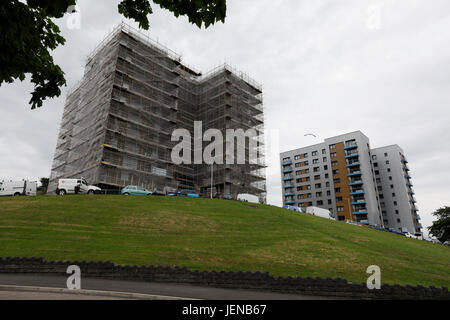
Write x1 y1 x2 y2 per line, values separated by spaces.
0 0 227 109
428 206 450 242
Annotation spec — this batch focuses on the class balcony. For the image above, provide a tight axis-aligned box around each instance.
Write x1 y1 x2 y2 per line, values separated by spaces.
346 162 361 168
283 175 294 181
282 160 293 166
352 200 367 205
350 190 365 195
344 143 358 150
353 211 368 215
349 181 363 186
345 153 359 159
347 171 362 177
284 193 295 197
284 184 295 189
285 201 295 205
405 174 412 180
282 168 293 174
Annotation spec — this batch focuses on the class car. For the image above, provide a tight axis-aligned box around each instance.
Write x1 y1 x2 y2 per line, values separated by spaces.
177 189 199 198
121 185 152 196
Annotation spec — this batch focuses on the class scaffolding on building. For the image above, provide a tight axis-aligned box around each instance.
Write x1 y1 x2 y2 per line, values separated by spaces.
49 23 266 202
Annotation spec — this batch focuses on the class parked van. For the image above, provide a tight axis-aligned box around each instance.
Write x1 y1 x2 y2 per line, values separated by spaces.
56 178 101 195
0 180 37 196
306 206 333 220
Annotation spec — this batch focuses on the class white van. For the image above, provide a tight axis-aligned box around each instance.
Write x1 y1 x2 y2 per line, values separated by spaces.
306 206 334 220
0 180 37 196
237 193 260 204
56 178 101 195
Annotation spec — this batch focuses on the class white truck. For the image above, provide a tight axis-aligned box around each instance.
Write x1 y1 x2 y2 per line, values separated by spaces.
0 180 37 197
55 178 101 195
306 206 334 220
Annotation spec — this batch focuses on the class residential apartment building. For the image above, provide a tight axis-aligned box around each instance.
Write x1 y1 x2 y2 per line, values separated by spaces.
48 23 266 201
280 131 422 235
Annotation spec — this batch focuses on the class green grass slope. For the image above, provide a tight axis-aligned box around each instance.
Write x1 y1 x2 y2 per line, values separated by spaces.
0 195 448 287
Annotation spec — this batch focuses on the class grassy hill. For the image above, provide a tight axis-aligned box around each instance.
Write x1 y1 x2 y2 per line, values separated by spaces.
0 195 448 287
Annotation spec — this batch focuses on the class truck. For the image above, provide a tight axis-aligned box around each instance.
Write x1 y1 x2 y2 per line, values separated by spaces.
0 180 37 197
55 178 101 195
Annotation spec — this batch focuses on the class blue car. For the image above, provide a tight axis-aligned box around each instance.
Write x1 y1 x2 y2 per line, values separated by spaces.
121 185 152 196
177 189 199 198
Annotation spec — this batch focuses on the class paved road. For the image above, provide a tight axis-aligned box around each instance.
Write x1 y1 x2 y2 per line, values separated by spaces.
0 274 332 300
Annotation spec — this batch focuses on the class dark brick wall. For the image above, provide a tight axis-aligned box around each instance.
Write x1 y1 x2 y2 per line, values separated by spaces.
0 257 448 299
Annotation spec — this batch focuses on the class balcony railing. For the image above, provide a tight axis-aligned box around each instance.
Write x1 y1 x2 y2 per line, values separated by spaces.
349 180 363 186
346 162 361 168
282 160 292 166
344 143 358 150
283 175 294 181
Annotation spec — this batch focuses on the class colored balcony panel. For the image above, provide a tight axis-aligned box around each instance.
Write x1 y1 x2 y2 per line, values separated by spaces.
353 211 368 215
349 181 363 186
345 153 359 159
283 176 294 181
347 172 362 177
346 162 361 168
282 160 293 166
283 168 293 173
285 201 295 205
284 193 295 197
352 201 367 205
350 190 365 195
344 144 358 150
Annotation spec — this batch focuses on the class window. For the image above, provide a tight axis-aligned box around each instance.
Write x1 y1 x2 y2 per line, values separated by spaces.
384 152 388 157
394 201 398 206
296 170 301 175
389 176 393 181
326 181 330 187
380 202 386 208
303 153 309 158
312 151 318 156
375 170 379 175
295 162 301 168
390 184 394 189
337 206 344 212
326 190 331 196
387 168 391 172
332 169 339 175
304 168 310 174
296 179 302 183
294 155 301 160
379 194 384 199
397 218 401 223
331 152 337 158
313 167 320 172
322 149 326 154
325 174 329 179
372 155 377 160
314 175 321 180
323 157 327 162
395 210 399 214
324 165 328 170
335 187 341 193
392 193 396 197
315 183 321 189
376 178 381 183
336 197 343 202
283 157 291 161
386 160 390 165
312 159 319 164
329 144 336 150
377 186 383 191
328 199 332 205
316 192 322 197
317 200 324 206
333 178 341 184
374 162 378 167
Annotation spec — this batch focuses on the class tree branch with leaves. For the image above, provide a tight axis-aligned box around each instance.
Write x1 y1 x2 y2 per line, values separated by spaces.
0 0 226 109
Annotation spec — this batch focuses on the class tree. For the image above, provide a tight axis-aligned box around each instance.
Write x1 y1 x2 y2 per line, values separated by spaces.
0 0 226 109
38 177 50 193
428 206 450 243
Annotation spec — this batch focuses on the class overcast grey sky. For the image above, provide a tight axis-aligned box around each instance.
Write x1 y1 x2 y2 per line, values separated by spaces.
1 0 449 235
